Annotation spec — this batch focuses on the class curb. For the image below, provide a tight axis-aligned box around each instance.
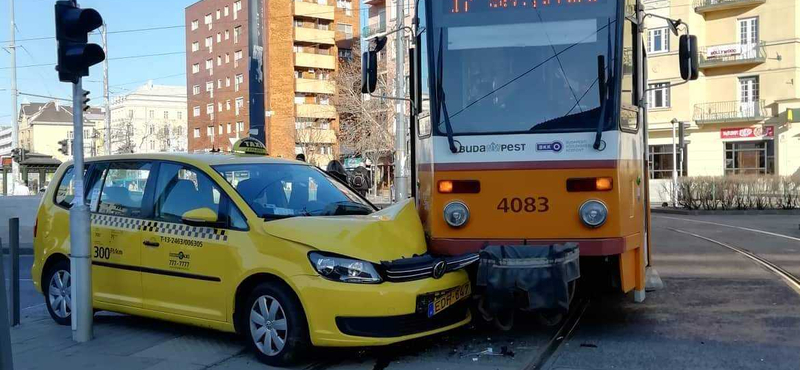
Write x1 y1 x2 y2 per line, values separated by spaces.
652 208 800 216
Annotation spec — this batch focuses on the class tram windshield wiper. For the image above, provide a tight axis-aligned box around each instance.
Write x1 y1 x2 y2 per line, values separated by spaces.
436 31 458 154
593 55 608 150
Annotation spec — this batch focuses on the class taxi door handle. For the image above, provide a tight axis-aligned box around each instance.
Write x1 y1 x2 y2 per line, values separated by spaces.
143 240 160 248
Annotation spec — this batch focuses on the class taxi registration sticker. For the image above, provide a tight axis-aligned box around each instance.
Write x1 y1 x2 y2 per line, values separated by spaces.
427 283 471 318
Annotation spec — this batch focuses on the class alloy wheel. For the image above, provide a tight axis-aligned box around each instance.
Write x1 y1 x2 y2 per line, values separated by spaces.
249 295 288 356
48 270 72 319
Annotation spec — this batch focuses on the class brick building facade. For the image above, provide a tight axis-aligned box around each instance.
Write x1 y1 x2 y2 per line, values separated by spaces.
185 0 359 166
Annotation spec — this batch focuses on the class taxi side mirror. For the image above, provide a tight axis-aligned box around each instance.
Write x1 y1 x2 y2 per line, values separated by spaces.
182 207 219 226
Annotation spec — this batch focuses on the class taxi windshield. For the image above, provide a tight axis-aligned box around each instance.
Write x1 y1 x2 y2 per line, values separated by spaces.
213 163 373 220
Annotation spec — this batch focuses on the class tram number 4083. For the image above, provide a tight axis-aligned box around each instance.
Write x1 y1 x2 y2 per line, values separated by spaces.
496 197 550 213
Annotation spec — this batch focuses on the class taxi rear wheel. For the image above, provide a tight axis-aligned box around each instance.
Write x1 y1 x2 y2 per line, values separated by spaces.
44 260 72 326
242 283 309 367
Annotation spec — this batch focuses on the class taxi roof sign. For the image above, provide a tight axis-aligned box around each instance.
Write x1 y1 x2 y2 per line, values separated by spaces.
232 137 268 156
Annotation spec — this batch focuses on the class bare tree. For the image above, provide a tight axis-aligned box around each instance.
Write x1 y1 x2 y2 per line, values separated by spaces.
333 44 395 169
111 117 136 154
296 124 335 166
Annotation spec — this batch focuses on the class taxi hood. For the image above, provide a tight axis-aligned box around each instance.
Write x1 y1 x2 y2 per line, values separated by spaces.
262 199 427 263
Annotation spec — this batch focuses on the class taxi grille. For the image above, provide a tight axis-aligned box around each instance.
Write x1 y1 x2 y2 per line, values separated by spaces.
335 301 469 338
381 253 479 282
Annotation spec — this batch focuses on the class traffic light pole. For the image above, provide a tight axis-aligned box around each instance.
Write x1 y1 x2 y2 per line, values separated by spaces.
9 0 19 194
70 79 93 342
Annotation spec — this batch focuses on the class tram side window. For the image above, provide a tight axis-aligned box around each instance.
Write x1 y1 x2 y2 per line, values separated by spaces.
621 18 638 109
417 0 431 137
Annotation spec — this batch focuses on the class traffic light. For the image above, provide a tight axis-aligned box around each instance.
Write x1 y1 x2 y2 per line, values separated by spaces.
58 139 70 155
82 90 90 112
54 1 105 84
10 148 29 163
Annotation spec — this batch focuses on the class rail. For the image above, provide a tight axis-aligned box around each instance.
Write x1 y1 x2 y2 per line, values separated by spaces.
699 41 766 68
693 100 766 124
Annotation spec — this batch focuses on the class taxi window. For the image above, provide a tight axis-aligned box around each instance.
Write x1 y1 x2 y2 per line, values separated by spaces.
97 162 152 217
54 166 88 209
153 163 223 224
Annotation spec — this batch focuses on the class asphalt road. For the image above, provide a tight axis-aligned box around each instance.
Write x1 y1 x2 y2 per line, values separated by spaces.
5 213 800 369
2 254 40 313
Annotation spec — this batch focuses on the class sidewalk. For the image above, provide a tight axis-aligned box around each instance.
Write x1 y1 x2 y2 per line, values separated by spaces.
9 307 269 370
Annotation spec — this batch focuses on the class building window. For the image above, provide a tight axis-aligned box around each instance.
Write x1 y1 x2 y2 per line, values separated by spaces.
647 82 670 109
205 59 213 70
225 30 230 40
218 102 223 112
216 9 221 19
177 111 182 120
205 36 213 49
193 106 200 117
226 100 231 110
191 20 199 31
237 121 244 132
337 23 353 39
192 85 200 95
206 104 214 114
235 97 244 115
647 27 669 54
192 64 200 74
191 41 199 52
224 5 229 16
319 95 330 105
217 55 222 66
218 124 223 134
234 50 243 67
225 77 231 87
206 81 214 93
194 128 200 138
338 48 352 60
725 141 774 175
163 111 169 119
234 26 242 44
235 74 243 91
648 145 685 179
148 110 155 119
216 32 221 43
207 126 213 136
337 0 352 15
227 122 232 133
204 14 212 28
294 93 306 104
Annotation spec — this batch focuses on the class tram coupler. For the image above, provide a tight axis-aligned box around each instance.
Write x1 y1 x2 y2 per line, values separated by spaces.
474 243 579 327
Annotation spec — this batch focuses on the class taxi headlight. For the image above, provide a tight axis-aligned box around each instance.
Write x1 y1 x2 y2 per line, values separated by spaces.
444 201 469 228
579 200 608 228
308 252 382 284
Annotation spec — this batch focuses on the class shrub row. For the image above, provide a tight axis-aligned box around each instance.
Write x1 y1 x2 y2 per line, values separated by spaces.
660 175 800 210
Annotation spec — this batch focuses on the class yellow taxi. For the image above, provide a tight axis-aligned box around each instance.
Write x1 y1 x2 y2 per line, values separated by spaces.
31 145 475 366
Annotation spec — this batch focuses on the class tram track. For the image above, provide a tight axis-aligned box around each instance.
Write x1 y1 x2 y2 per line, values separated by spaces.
666 227 800 296
520 298 590 370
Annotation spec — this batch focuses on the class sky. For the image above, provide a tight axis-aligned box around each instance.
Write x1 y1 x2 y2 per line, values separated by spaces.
0 0 192 125
0 0 372 127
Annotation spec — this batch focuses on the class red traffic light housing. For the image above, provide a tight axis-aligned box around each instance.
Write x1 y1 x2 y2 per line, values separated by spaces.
55 1 105 83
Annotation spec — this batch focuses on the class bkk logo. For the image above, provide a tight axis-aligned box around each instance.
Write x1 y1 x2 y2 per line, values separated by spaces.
536 141 564 153
453 140 526 153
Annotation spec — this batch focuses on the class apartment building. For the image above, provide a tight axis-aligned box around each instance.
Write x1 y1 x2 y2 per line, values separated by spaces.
185 0 358 166
17 101 103 163
645 0 800 189
109 82 188 154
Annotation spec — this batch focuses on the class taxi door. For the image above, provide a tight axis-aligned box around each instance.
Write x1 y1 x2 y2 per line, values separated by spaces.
88 161 153 308
140 162 242 322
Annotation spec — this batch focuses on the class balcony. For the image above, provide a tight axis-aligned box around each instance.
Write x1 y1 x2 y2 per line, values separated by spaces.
296 128 337 144
694 0 765 14
693 100 767 124
294 0 335 21
296 78 335 94
294 27 335 45
362 21 387 39
699 42 766 69
296 104 337 119
295 52 335 69
364 0 385 5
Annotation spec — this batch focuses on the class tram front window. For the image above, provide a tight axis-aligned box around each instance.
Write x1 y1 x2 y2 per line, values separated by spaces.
429 0 623 135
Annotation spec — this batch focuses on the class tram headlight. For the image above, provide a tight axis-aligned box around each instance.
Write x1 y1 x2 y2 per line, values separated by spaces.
444 201 470 228
579 200 608 228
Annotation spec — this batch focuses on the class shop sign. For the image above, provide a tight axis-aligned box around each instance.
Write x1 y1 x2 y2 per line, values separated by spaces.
706 44 740 59
720 126 774 140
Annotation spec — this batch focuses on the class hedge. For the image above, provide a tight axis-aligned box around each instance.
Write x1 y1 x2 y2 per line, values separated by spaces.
660 175 800 210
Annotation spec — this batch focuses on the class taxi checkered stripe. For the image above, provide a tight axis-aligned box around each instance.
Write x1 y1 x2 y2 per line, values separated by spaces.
90 214 228 242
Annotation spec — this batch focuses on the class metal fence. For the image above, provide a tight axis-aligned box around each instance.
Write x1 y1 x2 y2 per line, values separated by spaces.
693 100 767 123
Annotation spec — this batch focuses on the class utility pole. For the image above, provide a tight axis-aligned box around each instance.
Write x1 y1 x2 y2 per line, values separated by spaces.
102 23 110 155
671 118 678 207
9 0 19 194
393 0 408 202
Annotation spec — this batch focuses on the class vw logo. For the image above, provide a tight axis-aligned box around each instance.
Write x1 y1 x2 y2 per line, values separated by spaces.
432 261 447 279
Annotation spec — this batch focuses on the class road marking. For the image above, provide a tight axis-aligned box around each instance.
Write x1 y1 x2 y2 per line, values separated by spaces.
667 228 800 296
657 215 800 243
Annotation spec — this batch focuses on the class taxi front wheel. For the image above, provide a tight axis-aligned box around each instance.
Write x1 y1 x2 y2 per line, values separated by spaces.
44 260 72 326
242 282 309 367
